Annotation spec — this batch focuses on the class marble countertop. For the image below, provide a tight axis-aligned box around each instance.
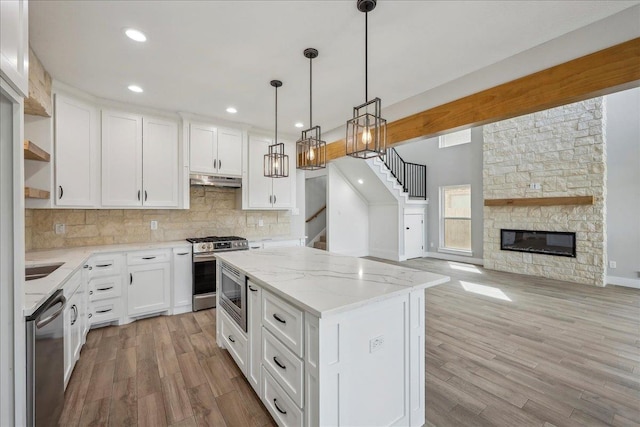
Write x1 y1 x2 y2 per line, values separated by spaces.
215 247 450 317
24 240 191 316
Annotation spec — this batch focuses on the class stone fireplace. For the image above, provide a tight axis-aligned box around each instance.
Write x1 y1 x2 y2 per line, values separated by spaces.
483 98 606 286
500 229 576 258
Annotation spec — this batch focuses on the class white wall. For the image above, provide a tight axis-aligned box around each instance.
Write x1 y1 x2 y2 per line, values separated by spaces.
394 127 484 261
305 175 326 244
290 170 306 239
369 204 399 260
605 87 640 286
327 164 369 257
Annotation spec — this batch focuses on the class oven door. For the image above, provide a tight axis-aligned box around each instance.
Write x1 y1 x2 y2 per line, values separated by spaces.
219 264 247 331
193 253 216 311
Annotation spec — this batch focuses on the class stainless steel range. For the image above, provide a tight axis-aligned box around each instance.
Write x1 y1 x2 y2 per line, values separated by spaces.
186 236 248 311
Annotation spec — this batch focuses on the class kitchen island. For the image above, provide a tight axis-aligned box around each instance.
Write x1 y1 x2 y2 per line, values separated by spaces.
215 247 449 427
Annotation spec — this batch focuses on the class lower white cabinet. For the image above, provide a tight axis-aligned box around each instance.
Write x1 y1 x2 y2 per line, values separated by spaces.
127 259 171 317
63 270 84 387
247 280 262 393
87 253 125 326
262 367 304 427
219 308 248 374
172 247 192 313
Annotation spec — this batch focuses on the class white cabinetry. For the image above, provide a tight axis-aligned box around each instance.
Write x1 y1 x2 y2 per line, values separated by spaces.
219 308 248 374
247 134 294 209
63 269 83 387
102 111 179 208
0 0 28 96
189 123 242 177
247 280 262 393
87 253 124 326
55 94 99 207
127 250 171 317
172 247 192 314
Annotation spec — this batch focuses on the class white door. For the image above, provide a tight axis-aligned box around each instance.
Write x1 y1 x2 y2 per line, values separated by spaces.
102 110 143 206
142 117 179 207
128 263 171 317
248 135 274 209
404 214 424 259
55 95 98 207
189 123 217 174
217 127 243 176
172 248 192 310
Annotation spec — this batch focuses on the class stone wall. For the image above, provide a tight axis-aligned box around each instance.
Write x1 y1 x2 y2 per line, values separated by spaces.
483 98 606 286
26 187 290 251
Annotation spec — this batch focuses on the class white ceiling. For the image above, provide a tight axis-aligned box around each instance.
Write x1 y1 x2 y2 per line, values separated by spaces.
30 1 639 135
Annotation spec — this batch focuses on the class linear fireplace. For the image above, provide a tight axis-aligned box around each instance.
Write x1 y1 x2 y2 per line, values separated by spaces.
500 229 576 258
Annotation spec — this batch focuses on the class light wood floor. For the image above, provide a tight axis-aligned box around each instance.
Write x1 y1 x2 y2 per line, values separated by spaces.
61 259 640 426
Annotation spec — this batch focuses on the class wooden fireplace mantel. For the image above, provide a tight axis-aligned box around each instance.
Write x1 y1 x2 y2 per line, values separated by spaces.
484 196 594 207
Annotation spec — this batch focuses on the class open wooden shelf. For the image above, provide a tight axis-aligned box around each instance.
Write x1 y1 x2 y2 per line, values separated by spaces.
484 196 594 207
23 140 50 162
24 187 50 199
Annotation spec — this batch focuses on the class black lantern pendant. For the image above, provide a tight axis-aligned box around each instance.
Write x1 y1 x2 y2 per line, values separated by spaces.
264 80 289 178
346 0 387 159
296 48 326 170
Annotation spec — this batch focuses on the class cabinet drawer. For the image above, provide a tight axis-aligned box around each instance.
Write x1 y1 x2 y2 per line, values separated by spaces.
88 298 121 325
262 367 303 427
88 275 122 302
220 309 248 374
88 254 124 278
262 327 304 408
262 291 304 357
126 249 171 265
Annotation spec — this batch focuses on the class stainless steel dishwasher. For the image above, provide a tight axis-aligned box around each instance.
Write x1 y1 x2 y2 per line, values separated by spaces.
26 289 66 427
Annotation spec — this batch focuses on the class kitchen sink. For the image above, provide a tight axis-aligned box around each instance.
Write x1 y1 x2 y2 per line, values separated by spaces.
25 263 64 281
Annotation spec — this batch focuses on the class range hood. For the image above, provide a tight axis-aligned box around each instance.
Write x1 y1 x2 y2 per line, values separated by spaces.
190 174 241 188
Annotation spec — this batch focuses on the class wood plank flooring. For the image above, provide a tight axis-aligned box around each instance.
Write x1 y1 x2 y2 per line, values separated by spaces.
62 259 640 426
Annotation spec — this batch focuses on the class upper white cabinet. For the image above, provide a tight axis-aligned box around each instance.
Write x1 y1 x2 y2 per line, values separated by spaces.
54 94 99 207
102 110 179 208
189 122 242 177
0 0 28 96
247 134 294 209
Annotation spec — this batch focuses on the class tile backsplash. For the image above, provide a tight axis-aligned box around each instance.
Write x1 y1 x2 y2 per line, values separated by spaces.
25 187 290 251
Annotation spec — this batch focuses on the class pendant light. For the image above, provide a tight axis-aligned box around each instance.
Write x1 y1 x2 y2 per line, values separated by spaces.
296 48 326 170
264 80 289 178
346 0 387 159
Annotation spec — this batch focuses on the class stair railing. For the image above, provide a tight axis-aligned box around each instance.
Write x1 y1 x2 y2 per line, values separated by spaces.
381 148 427 199
306 205 326 223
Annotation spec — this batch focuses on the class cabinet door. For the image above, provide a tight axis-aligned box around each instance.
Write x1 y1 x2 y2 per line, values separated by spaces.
189 123 217 174
128 262 171 317
143 117 179 207
0 0 28 96
247 280 262 393
172 248 192 311
248 135 274 209
102 110 143 206
64 289 81 387
55 95 98 207
217 127 243 177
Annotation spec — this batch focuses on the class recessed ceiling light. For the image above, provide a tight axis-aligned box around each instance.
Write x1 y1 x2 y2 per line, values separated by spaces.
125 28 147 42
294 122 304 128
128 85 143 93
226 107 237 114
358 179 364 184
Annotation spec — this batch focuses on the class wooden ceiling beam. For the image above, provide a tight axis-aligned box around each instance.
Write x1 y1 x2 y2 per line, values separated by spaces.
326 37 640 161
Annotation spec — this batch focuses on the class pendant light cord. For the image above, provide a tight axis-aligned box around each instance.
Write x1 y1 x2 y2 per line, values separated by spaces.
365 11 368 103
275 85 278 144
310 55 313 128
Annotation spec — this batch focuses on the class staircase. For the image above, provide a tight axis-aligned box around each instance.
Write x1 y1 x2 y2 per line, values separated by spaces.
313 234 326 251
366 148 428 205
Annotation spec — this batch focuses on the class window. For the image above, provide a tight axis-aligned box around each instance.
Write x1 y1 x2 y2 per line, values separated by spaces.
440 185 471 252
439 128 471 148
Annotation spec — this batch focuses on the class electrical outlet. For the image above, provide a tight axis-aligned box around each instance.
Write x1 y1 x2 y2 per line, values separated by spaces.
369 335 384 353
55 224 65 234
292 208 300 215
529 183 542 190
430 242 434 248
609 261 616 269
258 219 264 227
150 220 158 230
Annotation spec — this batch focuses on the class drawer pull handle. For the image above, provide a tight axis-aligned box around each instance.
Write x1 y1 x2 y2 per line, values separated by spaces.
96 263 112 268
88 313 92 318
142 256 156 260
96 308 112 314
130 273 133 285
273 313 286 324
89 291 94 295
273 399 287 415
97 286 113 291
273 356 286 370
248 286 258 292
176 252 189 256
228 335 235 343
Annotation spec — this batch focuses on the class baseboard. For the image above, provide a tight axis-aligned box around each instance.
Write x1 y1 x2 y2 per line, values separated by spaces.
172 305 193 315
426 251 484 266
369 248 401 261
606 275 640 289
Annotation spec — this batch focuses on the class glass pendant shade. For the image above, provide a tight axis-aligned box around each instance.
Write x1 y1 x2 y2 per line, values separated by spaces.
297 126 326 170
346 97 387 158
264 142 289 178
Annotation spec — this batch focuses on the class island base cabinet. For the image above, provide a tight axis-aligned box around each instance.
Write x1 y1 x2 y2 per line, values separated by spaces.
262 367 304 427
219 308 248 375
247 280 262 393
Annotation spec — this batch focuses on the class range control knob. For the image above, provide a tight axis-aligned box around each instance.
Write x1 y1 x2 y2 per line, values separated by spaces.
199 243 208 252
